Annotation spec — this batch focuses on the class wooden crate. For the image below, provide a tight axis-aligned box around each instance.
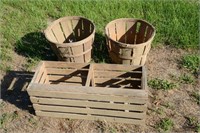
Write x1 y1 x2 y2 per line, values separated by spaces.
44 16 95 63
105 18 155 65
27 61 148 125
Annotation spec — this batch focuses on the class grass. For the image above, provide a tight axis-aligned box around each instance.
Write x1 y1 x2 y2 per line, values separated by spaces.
190 91 200 104
179 74 195 84
181 54 200 75
156 118 174 131
148 78 177 90
23 57 40 71
161 102 175 110
185 116 200 132
0 0 199 71
28 117 38 126
0 111 18 129
156 107 164 115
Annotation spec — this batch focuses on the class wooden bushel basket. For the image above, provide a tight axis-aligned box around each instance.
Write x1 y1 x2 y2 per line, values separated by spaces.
105 18 155 65
44 16 95 63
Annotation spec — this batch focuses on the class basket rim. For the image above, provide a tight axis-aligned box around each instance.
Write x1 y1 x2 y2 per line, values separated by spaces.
104 18 155 47
44 16 95 46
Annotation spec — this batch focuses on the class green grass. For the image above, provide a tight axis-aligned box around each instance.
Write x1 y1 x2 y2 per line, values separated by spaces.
181 54 200 74
185 116 200 132
0 112 18 129
156 118 174 131
190 91 200 104
161 102 175 110
0 0 199 71
179 73 195 84
148 78 177 90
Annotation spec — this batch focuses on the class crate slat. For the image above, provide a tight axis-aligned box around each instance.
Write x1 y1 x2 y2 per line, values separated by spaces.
48 75 86 82
30 92 147 104
33 104 145 119
34 62 45 83
31 97 146 111
29 83 147 97
85 64 93 86
46 68 88 75
48 81 85 86
44 61 89 68
93 64 142 71
94 71 142 78
36 111 145 125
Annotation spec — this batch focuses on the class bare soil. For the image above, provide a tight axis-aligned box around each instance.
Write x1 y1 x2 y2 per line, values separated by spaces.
1 45 199 133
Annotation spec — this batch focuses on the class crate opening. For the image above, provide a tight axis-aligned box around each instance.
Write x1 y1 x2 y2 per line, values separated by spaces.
92 65 143 89
37 62 90 86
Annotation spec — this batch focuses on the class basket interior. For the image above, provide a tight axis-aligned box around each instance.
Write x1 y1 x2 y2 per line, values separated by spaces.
106 19 154 44
46 17 94 43
35 62 144 90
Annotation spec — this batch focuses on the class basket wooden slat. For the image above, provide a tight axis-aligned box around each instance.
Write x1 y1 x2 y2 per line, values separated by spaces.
27 61 148 125
45 16 95 63
105 18 155 65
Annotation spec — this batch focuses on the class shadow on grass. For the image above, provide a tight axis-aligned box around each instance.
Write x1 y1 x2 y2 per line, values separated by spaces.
15 32 111 63
15 32 57 60
92 33 111 63
1 71 35 114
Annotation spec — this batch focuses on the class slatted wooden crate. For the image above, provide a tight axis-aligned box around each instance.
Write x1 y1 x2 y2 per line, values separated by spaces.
44 16 95 63
105 18 155 65
27 61 148 125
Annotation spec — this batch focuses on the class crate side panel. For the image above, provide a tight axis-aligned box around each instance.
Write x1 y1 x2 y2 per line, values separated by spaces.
33 104 146 119
36 111 145 125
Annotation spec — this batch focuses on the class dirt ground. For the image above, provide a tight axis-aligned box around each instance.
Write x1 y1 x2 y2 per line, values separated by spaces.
0 45 199 133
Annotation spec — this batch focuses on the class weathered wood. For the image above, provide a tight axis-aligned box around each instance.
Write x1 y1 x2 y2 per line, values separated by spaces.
59 19 73 39
33 104 145 119
44 61 89 68
46 68 88 75
126 20 137 44
48 75 86 82
49 81 83 86
44 16 95 63
142 66 147 90
116 21 126 41
34 62 45 83
39 69 48 84
136 21 147 44
27 62 148 125
93 64 142 71
94 71 142 78
45 29 58 43
29 83 147 97
31 97 146 111
29 92 147 104
7 78 17 91
105 18 155 65
51 24 65 43
85 64 93 86
36 111 145 125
